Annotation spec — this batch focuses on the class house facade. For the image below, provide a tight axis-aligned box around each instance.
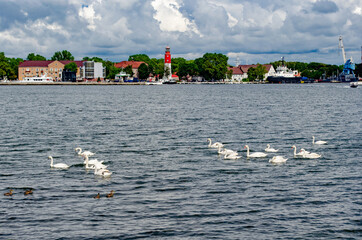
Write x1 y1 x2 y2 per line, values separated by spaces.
114 61 145 78
229 64 276 82
18 60 83 81
80 61 106 81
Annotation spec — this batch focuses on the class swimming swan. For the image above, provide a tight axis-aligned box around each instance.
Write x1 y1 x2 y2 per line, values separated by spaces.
269 156 288 164
84 156 107 170
75 147 95 157
291 145 305 158
224 153 241 160
217 145 238 155
207 138 224 148
244 145 268 158
300 149 321 159
94 164 112 177
49 156 69 169
265 144 279 152
312 136 327 145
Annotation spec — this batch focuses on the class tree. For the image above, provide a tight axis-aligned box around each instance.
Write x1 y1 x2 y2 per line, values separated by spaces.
0 52 19 80
195 53 229 81
255 64 268 81
128 54 150 63
138 63 149 79
124 65 134 77
51 50 74 61
247 67 257 82
64 62 78 72
27 53 46 61
178 61 198 79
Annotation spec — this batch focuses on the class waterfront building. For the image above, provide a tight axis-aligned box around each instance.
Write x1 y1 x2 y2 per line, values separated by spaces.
114 61 145 79
18 60 83 81
228 64 275 82
81 61 106 81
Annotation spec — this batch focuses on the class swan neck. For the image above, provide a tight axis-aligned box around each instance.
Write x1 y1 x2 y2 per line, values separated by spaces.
50 157 53 167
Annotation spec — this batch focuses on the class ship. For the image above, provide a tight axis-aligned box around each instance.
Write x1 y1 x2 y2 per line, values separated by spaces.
266 57 302 84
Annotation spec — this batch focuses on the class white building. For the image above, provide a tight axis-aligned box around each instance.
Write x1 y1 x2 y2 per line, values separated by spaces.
80 61 106 81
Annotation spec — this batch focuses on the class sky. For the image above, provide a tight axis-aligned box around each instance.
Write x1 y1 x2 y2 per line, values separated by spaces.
0 0 361 66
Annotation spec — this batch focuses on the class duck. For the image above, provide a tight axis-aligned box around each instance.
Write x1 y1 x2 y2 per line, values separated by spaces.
49 156 70 169
207 138 224 148
94 193 100 199
217 145 238 155
75 147 95 157
269 156 288 164
291 145 305 158
106 190 115 198
224 153 241 160
244 145 268 158
312 136 327 145
4 189 13 196
24 189 33 195
265 144 279 152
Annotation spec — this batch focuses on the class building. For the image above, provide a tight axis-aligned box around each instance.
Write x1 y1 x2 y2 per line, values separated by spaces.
164 46 172 80
114 61 145 78
80 61 106 81
18 60 84 81
228 64 275 82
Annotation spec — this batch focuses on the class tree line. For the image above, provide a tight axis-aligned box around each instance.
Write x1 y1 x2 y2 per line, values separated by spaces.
1 50 361 81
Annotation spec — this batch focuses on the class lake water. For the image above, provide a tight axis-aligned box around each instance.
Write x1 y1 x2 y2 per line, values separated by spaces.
0 84 361 239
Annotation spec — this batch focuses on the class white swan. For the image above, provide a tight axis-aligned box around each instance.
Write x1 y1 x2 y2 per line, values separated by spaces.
265 144 279 152
291 145 305 158
269 156 288 164
94 164 112 177
49 156 69 169
224 153 241 160
75 147 95 157
217 145 238 155
300 149 321 159
312 136 327 145
244 145 268 158
82 155 104 166
83 156 106 170
207 138 224 148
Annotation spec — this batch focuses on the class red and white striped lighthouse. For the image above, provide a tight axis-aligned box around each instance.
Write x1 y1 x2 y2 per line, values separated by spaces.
164 46 172 80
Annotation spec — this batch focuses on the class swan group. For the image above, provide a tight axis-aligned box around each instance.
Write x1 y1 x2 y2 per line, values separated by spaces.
75 147 95 157
208 136 326 163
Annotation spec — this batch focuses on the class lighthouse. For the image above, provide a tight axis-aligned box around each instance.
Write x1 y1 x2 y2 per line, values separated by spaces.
164 46 172 80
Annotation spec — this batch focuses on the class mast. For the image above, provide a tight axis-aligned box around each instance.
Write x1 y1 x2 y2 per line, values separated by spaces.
338 35 346 64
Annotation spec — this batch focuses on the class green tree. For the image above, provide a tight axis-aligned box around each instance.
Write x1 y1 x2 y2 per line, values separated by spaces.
0 52 18 80
195 53 228 81
64 62 78 72
247 67 257 82
178 61 198 79
255 64 268 81
138 63 149 79
51 50 74 61
124 65 134 77
27 53 46 61
128 54 150 63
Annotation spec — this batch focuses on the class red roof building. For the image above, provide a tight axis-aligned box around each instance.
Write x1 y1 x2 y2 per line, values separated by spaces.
228 64 275 82
114 61 146 78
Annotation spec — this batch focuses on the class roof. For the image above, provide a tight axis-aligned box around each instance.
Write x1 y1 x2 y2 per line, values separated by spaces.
114 61 145 69
230 64 273 75
19 60 84 68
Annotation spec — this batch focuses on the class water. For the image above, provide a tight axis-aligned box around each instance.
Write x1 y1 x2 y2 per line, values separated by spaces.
0 84 361 239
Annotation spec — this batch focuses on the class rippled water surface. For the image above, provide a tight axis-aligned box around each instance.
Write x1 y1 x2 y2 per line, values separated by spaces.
0 84 361 239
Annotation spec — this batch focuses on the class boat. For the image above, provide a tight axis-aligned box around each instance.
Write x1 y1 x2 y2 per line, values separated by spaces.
23 75 53 82
145 81 163 85
267 57 302 84
350 82 358 88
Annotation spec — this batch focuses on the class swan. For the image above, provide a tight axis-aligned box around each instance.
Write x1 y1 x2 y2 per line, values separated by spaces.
269 156 288 164
224 153 241 160
207 138 224 148
312 136 327 145
217 145 238 155
106 190 115 198
49 156 69 169
291 145 305 158
75 147 95 157
94 164 112 177
84 156 107 170
301 150 321 159
244 145 268 158
265 144 279 152
300 148 310 154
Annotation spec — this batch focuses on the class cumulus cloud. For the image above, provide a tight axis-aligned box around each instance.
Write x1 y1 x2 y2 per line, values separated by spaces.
0 0 361 65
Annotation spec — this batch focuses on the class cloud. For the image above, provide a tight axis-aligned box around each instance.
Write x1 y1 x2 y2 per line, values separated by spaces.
312 0 339 13
79 3 102 31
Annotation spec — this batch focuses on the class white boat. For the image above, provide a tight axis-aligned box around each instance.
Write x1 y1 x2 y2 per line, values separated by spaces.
145 81 163 85
23 75 53 82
